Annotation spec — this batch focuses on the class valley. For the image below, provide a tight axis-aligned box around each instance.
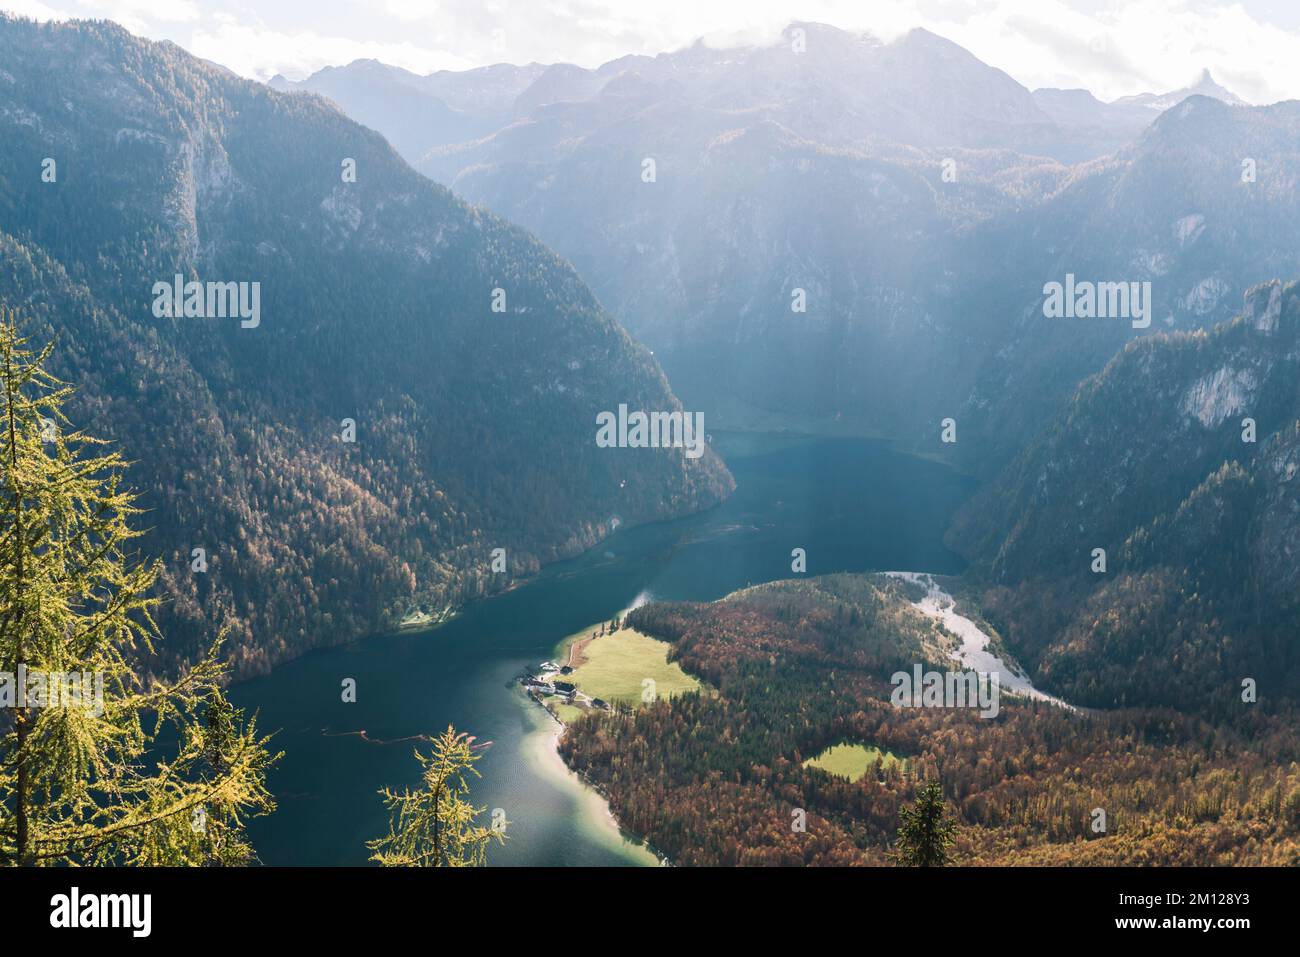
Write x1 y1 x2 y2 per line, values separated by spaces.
0 16 733 682
285 22 1300 477
230 430 974 864
3 8 1299 876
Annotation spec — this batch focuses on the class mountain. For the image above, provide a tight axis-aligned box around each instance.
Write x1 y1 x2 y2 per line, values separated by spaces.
1028 88 1150 157
417 61 548 114
276 25 1289 472
265 22 1115 177
1112 68 1247 114
512 62 605 116
0 15 732 678
947 280 1300 710
285 28 1256 178
397 25 1071 443
267 60 509 160
429 110 1052 429
268 29 1283 480
429 88 1300 472
1032 68 1246 152
413 24 1063 163
956 96 1300 471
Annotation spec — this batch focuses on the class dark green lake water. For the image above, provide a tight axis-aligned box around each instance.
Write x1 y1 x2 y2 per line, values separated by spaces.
233 432 974 865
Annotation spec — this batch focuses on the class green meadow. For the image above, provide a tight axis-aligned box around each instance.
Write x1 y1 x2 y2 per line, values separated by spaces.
803 743 907 782
565 626 701 708
552 702 586 724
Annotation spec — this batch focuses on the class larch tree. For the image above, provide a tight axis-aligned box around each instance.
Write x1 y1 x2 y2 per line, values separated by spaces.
368 724 505 867
0 310 279 866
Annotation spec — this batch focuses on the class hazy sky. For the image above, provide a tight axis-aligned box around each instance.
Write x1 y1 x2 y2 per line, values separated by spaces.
5 0 1300 104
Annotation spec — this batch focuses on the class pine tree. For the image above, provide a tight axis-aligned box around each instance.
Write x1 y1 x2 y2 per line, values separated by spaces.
893 780 957 867
0 311 279 865
368 725 505 867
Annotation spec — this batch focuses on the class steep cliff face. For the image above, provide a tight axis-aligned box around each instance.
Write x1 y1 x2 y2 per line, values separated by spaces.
947 281 1300 710
0 16 732 678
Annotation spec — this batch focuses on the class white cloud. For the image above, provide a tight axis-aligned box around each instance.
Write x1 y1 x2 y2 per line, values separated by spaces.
74 0 198 36
186 20 478 81
84 0 200 20
1 0 70 20
359 0 1300 103
7 0 1300 103
923 0 1299 103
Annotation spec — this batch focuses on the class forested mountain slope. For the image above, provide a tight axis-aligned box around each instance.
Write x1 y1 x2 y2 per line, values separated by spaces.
269 25 1285 481
948 280 1300 710
0 16 732 678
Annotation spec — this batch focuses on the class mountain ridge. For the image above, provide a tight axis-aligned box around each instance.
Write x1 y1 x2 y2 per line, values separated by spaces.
0 14 733 678
948 280 1300 709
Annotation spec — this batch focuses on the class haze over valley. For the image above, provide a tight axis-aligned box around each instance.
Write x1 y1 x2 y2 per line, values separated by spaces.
2 3 1299 883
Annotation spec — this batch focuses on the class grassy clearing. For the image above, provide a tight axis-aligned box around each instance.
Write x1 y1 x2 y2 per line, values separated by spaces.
554 620 615 668
552 702 586 725
566 626 701 708
803 743 907 782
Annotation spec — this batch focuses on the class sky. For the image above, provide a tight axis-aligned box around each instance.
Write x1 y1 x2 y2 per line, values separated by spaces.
4 0 1300 104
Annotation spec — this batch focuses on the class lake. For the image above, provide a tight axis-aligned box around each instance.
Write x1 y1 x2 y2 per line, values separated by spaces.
233 431 974 865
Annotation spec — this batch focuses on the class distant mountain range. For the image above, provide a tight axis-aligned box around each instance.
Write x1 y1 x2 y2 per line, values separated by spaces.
270 23 1278 479
276 24 1248 166
1113 67 1247 114
268 59 546 161
1032 68 1246 153
6 13 1298 712
0 15 732 678
273 21 1300 717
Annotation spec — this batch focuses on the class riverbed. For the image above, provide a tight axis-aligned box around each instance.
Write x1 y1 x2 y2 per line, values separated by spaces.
884 571 1077 711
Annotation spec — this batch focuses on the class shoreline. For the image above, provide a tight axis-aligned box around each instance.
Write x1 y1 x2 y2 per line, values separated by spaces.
520 705 665 867
521 608 675 867
230 427 960 690
228 461 734 685
525 570 1074 867
226 432 976 866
